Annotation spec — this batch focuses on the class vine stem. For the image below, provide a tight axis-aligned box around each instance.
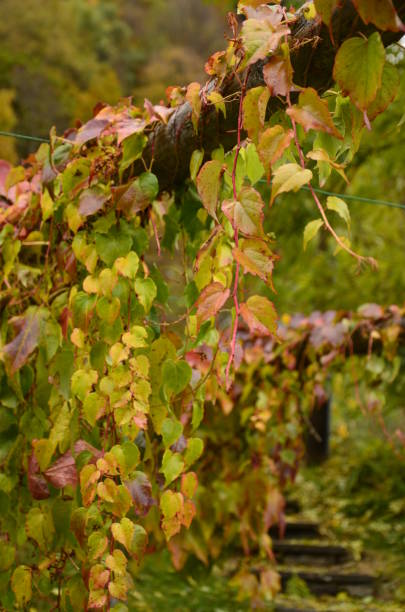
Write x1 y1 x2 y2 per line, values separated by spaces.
287 90 374 267
280 6 375 269
225 68 250 388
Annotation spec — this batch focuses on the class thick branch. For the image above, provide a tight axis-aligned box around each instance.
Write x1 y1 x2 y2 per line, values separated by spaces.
139 1 405 192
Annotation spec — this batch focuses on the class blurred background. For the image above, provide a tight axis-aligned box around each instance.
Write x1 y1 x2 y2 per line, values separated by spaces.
0 0 235 162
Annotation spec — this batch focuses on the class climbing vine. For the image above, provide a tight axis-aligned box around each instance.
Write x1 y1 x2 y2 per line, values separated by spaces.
0 1 404 608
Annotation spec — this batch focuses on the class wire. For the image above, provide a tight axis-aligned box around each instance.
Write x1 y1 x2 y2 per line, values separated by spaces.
259 180 405 211
0 130 49 144
301 186 405 211
0 129 404 210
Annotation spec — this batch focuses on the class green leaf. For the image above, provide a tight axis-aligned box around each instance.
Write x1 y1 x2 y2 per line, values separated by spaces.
161 418 183 448
106 549 127 576
303 219 324 250
135 277 157 313
95 226 132 267
160 489 183 518
111 518 147 559
333 33 385 112
96 296 121 324
190 149 204 182
26 507 53 550
326 196 351 228
122 325 148 349
71 369 98 401
271 164 313 205
368 62 400 121
120 132 148 176
11 566 32 607
314 0 340 26
114 251 139 279
245 142 265 184
83 392 106 426
240 295 278 337
207 91 226 117
161 449 185 485
162 359 192 396
88 532 108 561
222 186 264 236
184 438 204 468
192 401 204 431
41 189 54 221
0 541 15 571
287 88 343 139
242 86 269 142
196 160 223 220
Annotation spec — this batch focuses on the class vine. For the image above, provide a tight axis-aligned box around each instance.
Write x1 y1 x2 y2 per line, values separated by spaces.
0 1 404 608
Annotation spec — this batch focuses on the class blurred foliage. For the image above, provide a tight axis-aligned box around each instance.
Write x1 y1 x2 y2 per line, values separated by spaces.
0 0 229 159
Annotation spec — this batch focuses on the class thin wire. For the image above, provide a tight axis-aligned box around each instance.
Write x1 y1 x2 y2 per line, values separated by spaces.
259 180 405 211
0 130 49 144
0 129 404 211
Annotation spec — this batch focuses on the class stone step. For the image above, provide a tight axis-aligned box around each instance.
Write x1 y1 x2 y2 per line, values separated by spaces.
270 521 321 540
280 570 376 598
273 541 350 566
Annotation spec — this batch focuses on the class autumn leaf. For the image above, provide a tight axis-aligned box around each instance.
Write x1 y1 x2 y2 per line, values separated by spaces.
75 119 109 145
186 82 201 133
196 160 223 220
287 88 343 139
263 55 293 97
195 282 230 328
257 126 294 178
78 187 109 217
233 238 276 288
353 0 404 32
222 186 264 236
3 308 45 374
240 296 278 337
242 86 270 142
271 164 312 205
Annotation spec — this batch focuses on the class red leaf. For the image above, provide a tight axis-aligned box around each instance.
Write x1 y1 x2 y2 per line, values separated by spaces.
125 472 155 516
115 118 146 145
263 56 293 97
78 188 108 217
44 451 78 489
27 452 50 500
3 309 43 374
195 282 230 328
75 119 109 145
